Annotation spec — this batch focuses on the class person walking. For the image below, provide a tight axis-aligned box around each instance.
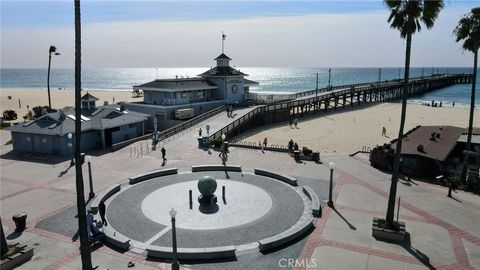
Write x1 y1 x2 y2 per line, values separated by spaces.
294 118 299 128
219 143 224 157
382 126 387 137
263 138 268 147
294 142 299 151
161 147 166 161
99 201 107 226
198 127 202 137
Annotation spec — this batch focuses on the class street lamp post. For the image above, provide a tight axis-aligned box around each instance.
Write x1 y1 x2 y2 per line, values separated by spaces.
47 46 60 110
170 208 180 270
315 73 319 98
328 162 335 207
328 68 332 89
85 155 95 200
67 133 74 166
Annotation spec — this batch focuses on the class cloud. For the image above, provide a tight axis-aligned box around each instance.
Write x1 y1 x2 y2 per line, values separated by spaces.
0 7 474 68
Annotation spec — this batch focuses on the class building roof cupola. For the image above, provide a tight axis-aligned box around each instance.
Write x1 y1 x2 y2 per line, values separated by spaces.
81 92 99 110
215 53 231 67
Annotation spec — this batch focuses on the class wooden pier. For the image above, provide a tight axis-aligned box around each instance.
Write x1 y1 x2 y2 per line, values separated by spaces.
209 74 472 141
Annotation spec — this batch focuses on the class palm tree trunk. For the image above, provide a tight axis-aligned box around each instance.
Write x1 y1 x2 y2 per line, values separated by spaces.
386 32 412 227
0 218 8 257
466 49 477 153
74 0 92 269
47 53 52 110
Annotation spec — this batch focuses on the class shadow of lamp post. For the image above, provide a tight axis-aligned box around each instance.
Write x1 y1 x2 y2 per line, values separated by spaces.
47 45 60 110
85 155 95 200
170 208 180 270
328 161 335 208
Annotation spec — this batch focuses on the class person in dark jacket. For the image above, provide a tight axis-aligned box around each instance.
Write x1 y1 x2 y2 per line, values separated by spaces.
99 201 107 226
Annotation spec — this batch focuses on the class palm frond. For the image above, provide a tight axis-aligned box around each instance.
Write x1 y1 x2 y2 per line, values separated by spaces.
385 0 444 38
454 7 480 53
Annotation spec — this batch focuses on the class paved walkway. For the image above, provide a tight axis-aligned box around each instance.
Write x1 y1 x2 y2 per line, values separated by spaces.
1 113 479 269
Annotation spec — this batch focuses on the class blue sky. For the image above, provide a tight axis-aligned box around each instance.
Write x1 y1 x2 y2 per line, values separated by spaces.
1 1 388 27
1 1 479 68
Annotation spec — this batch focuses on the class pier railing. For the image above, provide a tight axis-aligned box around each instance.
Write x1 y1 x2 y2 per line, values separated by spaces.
209 74 471 142
112 105 225 151
248 74 470 104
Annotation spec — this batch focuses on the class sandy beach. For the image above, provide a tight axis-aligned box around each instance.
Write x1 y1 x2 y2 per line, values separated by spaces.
1 88 475 155
240 102 475 155
0 88 140 121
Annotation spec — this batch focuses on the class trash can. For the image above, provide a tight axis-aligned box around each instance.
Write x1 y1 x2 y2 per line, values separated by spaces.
12 213 27 232
293 150 301 161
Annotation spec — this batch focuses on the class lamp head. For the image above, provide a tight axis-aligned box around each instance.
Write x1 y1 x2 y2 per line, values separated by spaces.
67 133 72 139
221 134 226 140
169 208 177 219
329 162 335 170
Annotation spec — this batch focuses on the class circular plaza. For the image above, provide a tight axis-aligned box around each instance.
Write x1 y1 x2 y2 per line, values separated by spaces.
93 166 318 260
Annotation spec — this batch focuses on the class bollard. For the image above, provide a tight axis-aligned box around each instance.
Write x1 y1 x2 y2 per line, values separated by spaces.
12 213 27 232
18 99 21 108
222 186 225 200
189 190 192 209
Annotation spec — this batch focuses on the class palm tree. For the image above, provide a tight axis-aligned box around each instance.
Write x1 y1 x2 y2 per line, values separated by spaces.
384 0 444 228
454 7 480 183
47 45 60 110
74 0 92 269
1 218 8 257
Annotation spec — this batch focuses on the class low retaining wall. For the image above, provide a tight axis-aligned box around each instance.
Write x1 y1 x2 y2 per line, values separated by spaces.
146 245 236 260
258 216 314 251
253 169 298 186
302 185 322 217
128 168 178 185
90 184 121 213
191 165 242 172
102 225 131 250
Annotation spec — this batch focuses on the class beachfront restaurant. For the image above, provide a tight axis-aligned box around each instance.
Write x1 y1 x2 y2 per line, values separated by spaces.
126 53 258 131
8 93 149 155
393 125 477 178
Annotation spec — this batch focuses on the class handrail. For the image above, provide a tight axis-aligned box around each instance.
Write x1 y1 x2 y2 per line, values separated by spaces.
113 105 225 151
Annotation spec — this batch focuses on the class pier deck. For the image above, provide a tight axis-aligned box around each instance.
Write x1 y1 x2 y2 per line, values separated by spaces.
210 74 472 141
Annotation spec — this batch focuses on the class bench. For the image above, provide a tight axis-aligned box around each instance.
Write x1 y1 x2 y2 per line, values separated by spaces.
147 245 236 260
253 169 298 186
302 185 322 217
258 216 313 251
191 165 242 172
129 168 178 185
90 184 121 213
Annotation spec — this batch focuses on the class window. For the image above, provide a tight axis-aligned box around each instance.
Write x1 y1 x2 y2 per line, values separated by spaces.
181 91 193 99
197 90 205 99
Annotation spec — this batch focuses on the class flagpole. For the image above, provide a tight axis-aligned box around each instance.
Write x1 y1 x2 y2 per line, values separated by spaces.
222 31 224 54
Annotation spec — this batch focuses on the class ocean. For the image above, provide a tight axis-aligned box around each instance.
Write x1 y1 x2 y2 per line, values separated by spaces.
1 67 478 107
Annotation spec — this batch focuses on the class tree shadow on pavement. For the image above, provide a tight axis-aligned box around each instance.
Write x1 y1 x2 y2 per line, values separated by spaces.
332 207 357 230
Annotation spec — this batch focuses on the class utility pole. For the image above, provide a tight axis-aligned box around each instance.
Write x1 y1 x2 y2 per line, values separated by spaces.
315 73 319 97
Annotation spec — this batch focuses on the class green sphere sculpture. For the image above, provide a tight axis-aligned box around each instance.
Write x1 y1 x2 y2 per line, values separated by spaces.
198 176 217 196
